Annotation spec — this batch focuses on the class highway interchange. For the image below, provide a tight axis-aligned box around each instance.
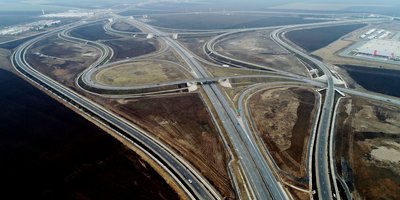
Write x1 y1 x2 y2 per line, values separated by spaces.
9 9 400 200
11 17 218 200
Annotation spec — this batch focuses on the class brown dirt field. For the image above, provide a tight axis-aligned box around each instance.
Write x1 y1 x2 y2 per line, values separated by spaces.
334 97 400 199
221 77 293 111
104 38 159 61
26 36 100 87
101 94 235 199
214 30 308 76
71 22 119 41
111 21 141 32
179 35 291 79
178 36 215 62
248 87 318 185
288 187 310 200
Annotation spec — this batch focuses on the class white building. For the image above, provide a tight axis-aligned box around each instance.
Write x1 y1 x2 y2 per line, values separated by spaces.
366 29 376 35
378 32 391 39
0 20 60 35
356 39 400 60
41 10 94 18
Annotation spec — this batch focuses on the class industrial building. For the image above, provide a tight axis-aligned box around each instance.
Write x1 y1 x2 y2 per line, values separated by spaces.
360 28 391 40
355 39 400 61
366 29 376 35
0 20 60 36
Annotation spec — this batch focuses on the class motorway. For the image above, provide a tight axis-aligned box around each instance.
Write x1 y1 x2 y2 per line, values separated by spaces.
203 16 388 199
271 24 336 200
11 19 218 200
79 15 395 200
79 67 324 93
8 9 398 200
200 17 385 199
269 18 389 199
129 17 292 199
236 82 324 170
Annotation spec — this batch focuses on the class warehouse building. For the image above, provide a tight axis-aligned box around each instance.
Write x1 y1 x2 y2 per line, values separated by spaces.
356 39 400 61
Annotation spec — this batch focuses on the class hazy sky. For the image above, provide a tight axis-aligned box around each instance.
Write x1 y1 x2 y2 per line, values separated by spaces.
7 0 400 5
203 0 400 7
0 0 399 12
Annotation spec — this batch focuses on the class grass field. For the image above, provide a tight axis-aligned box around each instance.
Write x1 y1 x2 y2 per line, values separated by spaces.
94 60 190 87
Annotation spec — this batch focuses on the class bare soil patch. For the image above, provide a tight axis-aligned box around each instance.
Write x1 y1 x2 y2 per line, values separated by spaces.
214 30 308 76
26 36 100 87
70 22 119 41
102 94 235 199
111 21 141 32
104 38 159 61
178 36 214 61
248 87 318 187
334 97 400 199
288 187 310 200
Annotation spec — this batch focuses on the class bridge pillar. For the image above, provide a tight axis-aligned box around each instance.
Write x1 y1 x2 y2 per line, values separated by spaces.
218 79 232 88
146 33 154 39
187 82 198 92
